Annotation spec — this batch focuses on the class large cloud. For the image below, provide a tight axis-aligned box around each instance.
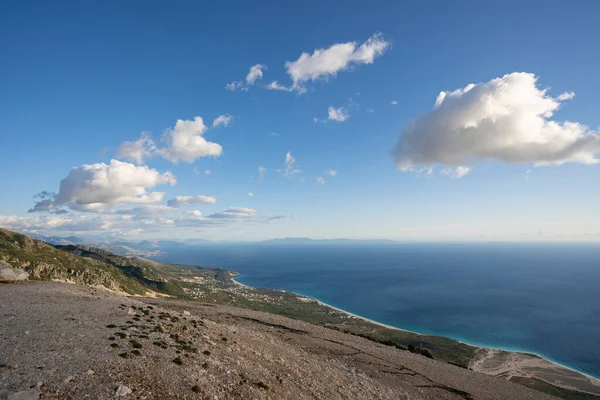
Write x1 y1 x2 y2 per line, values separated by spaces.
282 33 389 92
29 160 176 212
393 72 600 172
156 117 223 163
166 195 217 207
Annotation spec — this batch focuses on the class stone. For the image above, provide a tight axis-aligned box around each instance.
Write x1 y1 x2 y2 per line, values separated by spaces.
7 390 40 400
116 385 132 397
63 375 74 383
86 369 95 375
183 310 191 316
0 268 28 282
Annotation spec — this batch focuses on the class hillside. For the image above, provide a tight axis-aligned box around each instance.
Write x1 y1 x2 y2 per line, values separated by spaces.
1 281 559 400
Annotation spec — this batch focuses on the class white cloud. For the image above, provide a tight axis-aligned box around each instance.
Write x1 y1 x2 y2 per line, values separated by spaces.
207 207 256 219
440 166 471 179
115 132 156 164
284 152 301 177
156 117 223 163
393 72 600 172
366 108 374 113
212 114 232 128
29 160 176 213
328 106 349 122
226 64 266 91
189 210 203 218
266 81 293 92
167 195 217 207
390 100 398 105
258 166 266 178
313 118 319 123
326 169 337 176
248 192 254 197
284 33 389 92
557 92 575 101
316 177 326 184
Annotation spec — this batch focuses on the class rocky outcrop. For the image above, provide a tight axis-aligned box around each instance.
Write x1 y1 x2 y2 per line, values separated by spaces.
0 263 28 282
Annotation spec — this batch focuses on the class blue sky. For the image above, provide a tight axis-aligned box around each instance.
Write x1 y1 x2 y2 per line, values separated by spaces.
1 0 599 241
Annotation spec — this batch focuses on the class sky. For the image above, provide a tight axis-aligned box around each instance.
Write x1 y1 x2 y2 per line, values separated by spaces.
1 0 600 242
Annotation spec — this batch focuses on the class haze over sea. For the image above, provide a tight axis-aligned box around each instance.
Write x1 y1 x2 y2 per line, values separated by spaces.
152 242 600 378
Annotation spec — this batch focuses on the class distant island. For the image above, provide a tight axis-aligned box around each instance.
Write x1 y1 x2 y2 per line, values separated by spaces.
2 227 600 400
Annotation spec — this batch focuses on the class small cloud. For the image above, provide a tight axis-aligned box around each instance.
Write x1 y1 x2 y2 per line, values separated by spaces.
557 92 575 101
440 166 471 179
226 64 266 91
258 166 266 178
266 215 289 221
212 114 232 128
266 81 293 92
328 106 349 122
248 192 255 197
284 152 302 177
316 176 326 184
270 132 280 138
326 169 337 177
525 168 532 179
366 108 374 113
390 100 398 105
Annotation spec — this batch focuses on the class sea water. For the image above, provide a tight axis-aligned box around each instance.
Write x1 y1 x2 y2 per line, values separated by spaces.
151 242 600 378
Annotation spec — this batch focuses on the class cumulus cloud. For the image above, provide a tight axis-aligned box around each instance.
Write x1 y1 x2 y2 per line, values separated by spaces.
284 33 389 92
393 72 600 172
29 160 176 213
316 177 326 184
248 192 254 197
328 106 349 122
156 117 223 163
284 152 301 177
212 114 232 128
226 64 266 91
116 132 156 164
207 207 257 219
326 169 337 176
167 195 217 207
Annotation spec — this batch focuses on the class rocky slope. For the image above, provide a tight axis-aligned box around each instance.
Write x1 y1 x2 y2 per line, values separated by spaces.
1 281 559 400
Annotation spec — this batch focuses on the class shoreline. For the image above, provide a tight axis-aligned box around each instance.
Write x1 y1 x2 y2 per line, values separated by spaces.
231 275 600 387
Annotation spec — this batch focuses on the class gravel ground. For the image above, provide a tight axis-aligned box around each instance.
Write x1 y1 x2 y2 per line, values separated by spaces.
0 282 558 400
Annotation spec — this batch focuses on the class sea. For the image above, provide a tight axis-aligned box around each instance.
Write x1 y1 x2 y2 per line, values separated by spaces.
150 242 600 379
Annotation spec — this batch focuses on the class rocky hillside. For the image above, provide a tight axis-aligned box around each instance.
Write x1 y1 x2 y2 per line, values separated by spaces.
0 228 174 296
0 282 560 400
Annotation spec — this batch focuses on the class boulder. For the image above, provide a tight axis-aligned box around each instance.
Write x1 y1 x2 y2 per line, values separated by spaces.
0 268 29 282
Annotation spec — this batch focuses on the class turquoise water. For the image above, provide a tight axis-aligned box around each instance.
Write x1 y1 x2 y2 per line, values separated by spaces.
152 242 600 379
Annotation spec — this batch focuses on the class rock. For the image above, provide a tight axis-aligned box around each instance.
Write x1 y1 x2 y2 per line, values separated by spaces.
0 268 28 282
115 385 132 397
86 369 95 375
35 381 43 389
7 390 40 400
183 310 191 316
63 375 74 383
127 308 136 315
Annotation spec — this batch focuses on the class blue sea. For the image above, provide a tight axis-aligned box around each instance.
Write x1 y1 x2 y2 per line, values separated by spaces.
151 242 600 378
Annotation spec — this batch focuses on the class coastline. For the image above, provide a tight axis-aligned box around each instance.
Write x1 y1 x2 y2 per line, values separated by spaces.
231 275 600 393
